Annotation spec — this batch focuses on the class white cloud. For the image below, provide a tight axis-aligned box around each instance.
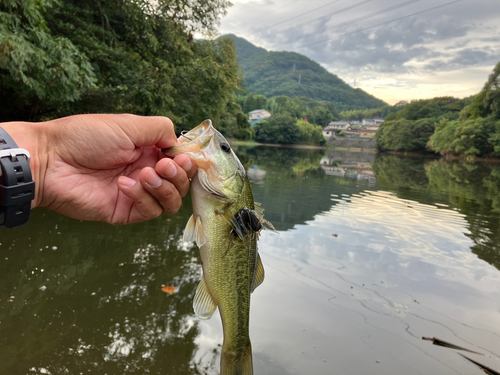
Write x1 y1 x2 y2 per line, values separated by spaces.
218 0 500 104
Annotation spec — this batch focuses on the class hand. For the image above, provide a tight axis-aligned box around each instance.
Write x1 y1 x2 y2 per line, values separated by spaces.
3 114 197 224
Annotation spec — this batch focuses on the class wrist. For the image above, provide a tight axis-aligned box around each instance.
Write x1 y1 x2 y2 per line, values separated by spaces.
1 121 49 209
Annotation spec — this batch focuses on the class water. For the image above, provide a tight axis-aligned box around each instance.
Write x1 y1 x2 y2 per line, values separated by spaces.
1 147 500 375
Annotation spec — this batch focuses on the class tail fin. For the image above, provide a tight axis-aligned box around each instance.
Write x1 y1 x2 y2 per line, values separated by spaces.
220 343 253 375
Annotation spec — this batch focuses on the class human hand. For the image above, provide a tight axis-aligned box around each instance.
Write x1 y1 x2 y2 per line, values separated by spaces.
3 114 196 224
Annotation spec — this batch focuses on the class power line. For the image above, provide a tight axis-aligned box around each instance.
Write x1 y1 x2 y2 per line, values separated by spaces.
248 0 343 37
275 0 420 48
292 0 462 50
280 0 374 36
246 0 304 26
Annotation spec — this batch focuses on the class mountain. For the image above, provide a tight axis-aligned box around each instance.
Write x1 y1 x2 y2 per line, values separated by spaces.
226 34 387 111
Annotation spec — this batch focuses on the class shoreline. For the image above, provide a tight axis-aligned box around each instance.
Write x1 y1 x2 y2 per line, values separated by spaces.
381 150 500 163
232 140 327 150
231 140 500 163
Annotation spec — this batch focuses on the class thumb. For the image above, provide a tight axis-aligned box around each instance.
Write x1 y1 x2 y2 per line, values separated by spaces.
112 114 178 149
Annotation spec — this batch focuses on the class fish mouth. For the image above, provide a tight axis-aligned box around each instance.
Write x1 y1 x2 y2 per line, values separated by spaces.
162 119 213 156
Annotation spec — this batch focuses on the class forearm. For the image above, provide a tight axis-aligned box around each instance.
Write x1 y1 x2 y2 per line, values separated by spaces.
1 120 49 209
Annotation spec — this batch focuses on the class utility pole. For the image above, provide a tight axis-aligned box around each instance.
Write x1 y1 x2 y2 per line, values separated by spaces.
293 63 296 71
271 98 275 114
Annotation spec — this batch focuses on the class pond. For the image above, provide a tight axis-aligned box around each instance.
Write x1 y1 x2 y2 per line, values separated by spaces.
1 147 500 375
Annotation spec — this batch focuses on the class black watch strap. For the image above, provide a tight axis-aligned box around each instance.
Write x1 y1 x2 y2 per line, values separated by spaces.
0 126 35 228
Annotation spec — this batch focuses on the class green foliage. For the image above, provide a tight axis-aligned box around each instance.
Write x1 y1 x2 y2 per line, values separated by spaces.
219 104 254 140
227 34 387 111
254 113 301 144
341 101 407 121
483 61 500 119
429 116 500 156
296 119 326 146
391 97 470 122
0 0 244 129
0 0 97 120
427 62 500 157
376 119 435 152
239 93 268 112
237 93 339 128
375 96 473 153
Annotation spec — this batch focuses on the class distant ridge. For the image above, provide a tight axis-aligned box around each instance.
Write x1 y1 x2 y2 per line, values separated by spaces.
226 34 387 111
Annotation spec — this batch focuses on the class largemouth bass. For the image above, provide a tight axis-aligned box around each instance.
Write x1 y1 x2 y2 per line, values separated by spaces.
163 120 272 375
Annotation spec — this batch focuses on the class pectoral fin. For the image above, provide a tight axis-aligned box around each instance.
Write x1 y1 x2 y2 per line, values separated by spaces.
251 253 265 292
183 215 207 248
193 278 217 320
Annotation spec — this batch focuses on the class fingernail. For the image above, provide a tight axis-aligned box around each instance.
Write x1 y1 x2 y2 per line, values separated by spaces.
119 176 136 187
181 157 192 172
145 169 162 187
163 160 177 178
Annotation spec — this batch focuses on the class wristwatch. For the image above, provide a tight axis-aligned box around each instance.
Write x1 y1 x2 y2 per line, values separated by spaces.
0 126 35 228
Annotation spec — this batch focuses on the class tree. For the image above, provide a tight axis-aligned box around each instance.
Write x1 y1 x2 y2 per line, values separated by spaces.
308 106 333 126
376 119 435 152
296 119 326 145
0 0 236 124
254 113 301 144
0 0 96 121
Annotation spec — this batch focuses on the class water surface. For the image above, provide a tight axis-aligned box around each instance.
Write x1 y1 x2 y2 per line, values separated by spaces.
1 147 500 375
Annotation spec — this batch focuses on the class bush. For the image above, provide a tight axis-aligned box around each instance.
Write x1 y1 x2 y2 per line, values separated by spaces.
254 113 301 144
296 119 326 145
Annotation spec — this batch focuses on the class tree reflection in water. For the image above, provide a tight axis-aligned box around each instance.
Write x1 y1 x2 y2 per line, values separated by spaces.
2 147 500 375
0 200 209 375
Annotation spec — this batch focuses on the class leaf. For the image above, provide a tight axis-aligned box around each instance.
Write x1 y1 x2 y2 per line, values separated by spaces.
161 285 176 295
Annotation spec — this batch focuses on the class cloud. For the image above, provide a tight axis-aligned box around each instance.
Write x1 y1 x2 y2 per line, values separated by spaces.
218 0 500 103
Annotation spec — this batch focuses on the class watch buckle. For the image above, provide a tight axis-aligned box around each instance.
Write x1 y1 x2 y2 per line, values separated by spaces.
0 148 31 163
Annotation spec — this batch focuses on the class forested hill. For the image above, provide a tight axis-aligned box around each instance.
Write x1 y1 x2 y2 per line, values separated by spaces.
226 34 387 111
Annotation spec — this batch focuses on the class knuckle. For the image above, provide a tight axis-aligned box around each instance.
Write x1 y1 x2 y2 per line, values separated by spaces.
151 116 174 129
142 204 162 220
162 184 175 199
165 198 182 215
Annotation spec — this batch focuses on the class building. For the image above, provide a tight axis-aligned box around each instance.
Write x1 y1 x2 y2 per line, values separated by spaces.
322 121 351 137
248 109 272 126
362 118 384 126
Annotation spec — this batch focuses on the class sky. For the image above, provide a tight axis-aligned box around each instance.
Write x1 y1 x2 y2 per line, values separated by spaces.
216 0 500 105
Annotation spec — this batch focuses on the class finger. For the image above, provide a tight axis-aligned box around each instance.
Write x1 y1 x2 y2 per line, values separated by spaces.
117 176 164 223
172 154 198 179
139 167 182 215
155 158 190 197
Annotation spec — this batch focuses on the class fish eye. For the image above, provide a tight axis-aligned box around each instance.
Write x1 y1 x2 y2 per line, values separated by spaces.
220 142 231 153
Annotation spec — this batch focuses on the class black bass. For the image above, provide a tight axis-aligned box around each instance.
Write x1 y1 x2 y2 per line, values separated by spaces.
163 120 272 375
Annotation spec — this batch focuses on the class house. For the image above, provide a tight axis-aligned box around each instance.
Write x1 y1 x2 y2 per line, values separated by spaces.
248 109 271 126
363 124 380 131
322 121 351 137
362 118 384 126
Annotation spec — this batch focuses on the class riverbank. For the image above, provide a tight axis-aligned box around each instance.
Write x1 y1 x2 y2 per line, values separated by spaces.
232 139 327 150
381 149 500 163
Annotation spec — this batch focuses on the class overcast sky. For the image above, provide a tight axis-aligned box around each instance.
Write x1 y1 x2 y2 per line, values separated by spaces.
217 0 500 105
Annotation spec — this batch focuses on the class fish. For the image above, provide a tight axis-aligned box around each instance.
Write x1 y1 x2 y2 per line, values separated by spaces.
163 120 273 375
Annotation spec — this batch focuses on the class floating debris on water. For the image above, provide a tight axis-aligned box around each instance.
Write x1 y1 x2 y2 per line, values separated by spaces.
161 285 176 295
